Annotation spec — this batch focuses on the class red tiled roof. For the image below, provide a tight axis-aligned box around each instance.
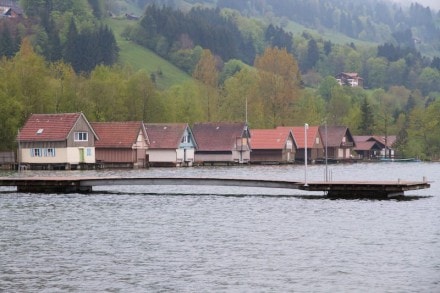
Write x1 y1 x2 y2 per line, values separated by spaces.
145 123 188 149
277 126 319 149
92 122 145 148
192 122 248 151
250 129 292 150
18 113 82 141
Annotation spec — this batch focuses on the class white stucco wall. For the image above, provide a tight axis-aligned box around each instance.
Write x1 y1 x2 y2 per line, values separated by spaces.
148 150 177 163
20 147 95 164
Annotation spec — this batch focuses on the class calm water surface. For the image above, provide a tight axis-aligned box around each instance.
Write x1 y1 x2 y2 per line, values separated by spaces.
1 162 439 292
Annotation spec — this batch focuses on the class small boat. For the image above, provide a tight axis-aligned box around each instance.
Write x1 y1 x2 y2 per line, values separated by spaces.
379 158 421 162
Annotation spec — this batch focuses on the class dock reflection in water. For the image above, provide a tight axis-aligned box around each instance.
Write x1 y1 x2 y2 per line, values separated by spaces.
1 162 439 292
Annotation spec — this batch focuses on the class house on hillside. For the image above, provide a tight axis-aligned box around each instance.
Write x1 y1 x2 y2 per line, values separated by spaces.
335 72 363 88
145 123 197 167
0 0 23 18
277 126 324 162
192 122 251 165
91 122 149 168
17 113 98 170
250 128 296 164
319 126 356 161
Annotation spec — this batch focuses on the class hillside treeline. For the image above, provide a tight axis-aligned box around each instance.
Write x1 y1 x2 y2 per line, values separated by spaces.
133 0 440 55
218 0 440 52
0 0 118 73
122 5 440 95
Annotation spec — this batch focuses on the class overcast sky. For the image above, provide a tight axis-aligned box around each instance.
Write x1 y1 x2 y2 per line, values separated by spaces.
393 0 440 11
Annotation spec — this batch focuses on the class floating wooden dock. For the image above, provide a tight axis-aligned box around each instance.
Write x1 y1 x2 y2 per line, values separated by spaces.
0 176 431 198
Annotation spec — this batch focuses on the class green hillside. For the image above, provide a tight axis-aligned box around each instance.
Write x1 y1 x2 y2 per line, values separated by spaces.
106 18 193 89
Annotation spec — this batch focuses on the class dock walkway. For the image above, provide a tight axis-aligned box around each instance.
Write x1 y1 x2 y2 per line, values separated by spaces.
0 176 431 198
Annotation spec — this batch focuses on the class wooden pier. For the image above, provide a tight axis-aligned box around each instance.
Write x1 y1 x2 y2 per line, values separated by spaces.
0 176 431 198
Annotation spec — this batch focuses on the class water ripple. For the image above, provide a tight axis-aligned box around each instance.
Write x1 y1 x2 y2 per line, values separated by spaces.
1 163 439 292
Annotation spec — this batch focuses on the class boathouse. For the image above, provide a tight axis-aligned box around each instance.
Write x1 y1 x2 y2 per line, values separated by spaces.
353 136 382 160
250 128 296 164
91 121 149 168
192 122 251 165
145 123 197 167
354 135 397 160
319 126 356 161
277 126 324 162
17 113 98 170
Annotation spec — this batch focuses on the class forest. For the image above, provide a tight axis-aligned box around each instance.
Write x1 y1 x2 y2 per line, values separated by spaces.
0 0 439 160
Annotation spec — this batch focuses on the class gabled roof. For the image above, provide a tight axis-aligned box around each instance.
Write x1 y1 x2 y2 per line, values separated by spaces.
353 135 372 143
250 128 294 150
353 140 382 151
18 113 96 142
192 122 249 151
145 123 189 149
370 135 397 148
354 135 397 148
319 126 355 147
337 72 363 79
91 121 147 148
0 0 23 16
277 126 320 149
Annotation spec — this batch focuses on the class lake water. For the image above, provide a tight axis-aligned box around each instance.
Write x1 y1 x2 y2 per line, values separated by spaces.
1 162 439 292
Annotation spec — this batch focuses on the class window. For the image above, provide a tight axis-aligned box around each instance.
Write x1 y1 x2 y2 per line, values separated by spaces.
181 133 191 144
46 148 56 157
74 132 88 141
31 148 42 157
316 137 320 144
86 148 92 156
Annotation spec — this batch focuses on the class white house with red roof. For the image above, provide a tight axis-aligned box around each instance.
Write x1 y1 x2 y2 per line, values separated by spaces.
91 121 149 168
250 128 296 164
17 113 98 170
277 126 324 162
145 123 196 167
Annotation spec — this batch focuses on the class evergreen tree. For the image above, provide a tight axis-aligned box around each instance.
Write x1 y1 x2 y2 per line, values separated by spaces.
431 57 440 71
88 0 105 18
63 19 80 72
0 25 15 58
44 17 63 62
303 38 319 72
265 24 293 53
359 97 374 135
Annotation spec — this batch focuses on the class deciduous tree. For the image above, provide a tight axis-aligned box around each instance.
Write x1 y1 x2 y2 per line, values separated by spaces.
254 47 302 127
192 49 219 121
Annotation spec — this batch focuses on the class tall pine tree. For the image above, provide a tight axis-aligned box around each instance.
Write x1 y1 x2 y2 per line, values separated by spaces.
359 97 374 135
